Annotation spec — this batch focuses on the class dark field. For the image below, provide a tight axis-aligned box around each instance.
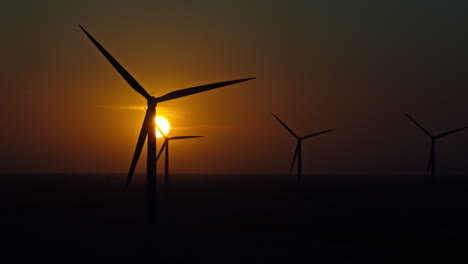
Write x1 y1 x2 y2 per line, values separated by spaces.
2 173 468 263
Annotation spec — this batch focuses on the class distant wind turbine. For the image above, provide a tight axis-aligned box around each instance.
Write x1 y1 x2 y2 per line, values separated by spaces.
405 113 467 180
272 113 336 184
79 25 255 224
156 125 203 187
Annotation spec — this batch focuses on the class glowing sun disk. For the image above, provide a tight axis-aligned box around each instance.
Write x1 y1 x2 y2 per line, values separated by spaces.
155 116 170 138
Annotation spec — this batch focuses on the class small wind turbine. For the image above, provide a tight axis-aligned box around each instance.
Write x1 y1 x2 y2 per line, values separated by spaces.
79 25 255 224
272 113 336 184
156 125 203 187
405 113 467 180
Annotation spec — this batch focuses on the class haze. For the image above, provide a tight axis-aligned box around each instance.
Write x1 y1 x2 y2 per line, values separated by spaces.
2 0 468 175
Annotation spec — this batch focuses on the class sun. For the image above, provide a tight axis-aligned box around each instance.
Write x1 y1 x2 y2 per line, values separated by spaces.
155 116 170 138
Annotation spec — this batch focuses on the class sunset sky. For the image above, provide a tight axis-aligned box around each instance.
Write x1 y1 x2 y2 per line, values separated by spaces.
2 1 468 175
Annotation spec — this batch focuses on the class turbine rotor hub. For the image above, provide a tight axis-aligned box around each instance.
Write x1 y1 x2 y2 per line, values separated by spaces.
147 98 158 108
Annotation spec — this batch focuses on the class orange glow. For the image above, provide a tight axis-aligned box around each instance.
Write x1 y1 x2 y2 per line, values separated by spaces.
155 116 170 138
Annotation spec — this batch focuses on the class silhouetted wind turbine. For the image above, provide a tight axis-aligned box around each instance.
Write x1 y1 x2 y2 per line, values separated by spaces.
272 113 335 184
405 113 467 180
156 125 203 187
79 25 255 224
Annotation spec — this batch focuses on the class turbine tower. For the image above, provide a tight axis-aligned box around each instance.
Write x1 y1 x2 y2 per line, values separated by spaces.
272 113 335 184
79 25 255 224
156 126 203 187
405 113 467 180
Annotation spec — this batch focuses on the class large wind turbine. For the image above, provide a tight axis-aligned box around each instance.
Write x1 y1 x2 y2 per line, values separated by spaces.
272 113 335 183
79 25 255 223
156 126 203 187
405 113 467 180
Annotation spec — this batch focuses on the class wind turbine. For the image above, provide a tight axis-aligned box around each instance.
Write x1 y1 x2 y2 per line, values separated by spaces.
405 113 467 180
155 125 203 187
79 25 255 224
272 113 336 184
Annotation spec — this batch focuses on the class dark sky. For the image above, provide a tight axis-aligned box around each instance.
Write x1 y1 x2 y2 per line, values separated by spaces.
2 1 468 175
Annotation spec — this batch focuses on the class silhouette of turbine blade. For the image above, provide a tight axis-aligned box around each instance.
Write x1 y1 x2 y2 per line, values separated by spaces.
156 139 169 162
155 78 255 103
289 142 300 175
126 111 150 186
156 125 167 138
169 136 204 140
436 126 468 139
303 129 336 139
405 113 432 138
272 113 298 138
79 25 152 100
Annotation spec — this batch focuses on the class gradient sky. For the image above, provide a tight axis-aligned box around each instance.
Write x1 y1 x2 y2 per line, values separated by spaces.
2 0 468 175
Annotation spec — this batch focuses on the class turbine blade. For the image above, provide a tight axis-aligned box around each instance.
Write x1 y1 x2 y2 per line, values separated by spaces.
436 126 468 139
272 113 298 138
405 113 432 138
155 78 255 103
289 141 300 175
156 139 169 161
303 128 336 139
79 25 152 100
156 124 167 138
169 136 204 140
126 111 150 186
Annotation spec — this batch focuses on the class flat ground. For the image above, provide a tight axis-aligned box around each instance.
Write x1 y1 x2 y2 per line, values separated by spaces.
1 173 468 263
